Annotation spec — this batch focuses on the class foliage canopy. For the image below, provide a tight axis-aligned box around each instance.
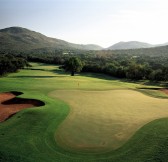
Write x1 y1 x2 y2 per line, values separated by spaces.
63 57 83 76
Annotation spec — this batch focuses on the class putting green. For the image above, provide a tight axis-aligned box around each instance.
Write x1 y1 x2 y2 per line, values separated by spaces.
49 89 168 153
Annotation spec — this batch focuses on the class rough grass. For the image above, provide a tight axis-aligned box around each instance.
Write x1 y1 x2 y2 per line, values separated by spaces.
0 62 168 162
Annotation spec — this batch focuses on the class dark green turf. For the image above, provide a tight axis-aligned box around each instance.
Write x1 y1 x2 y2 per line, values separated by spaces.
0 63 168 162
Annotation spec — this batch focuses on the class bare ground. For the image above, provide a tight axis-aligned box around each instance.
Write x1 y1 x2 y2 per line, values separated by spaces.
0 92 44 122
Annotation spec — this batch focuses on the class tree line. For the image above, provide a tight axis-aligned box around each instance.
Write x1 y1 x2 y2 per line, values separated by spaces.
58 53 168 81
1 46 168 81
0 54 29 76
80 52 168 81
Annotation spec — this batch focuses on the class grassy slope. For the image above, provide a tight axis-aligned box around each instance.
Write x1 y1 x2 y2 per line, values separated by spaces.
0 62 168 162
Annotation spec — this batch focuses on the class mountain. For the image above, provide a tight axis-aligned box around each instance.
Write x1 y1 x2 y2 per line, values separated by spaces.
156 42 168 47
107 41 154 50
1 27 167 53
0 27 103 52
79 44 104 50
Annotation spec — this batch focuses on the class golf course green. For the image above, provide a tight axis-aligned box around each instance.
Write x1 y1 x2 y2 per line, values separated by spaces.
0 62 168 162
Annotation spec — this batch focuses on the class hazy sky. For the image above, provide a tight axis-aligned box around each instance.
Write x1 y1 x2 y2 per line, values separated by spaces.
0 0 168 47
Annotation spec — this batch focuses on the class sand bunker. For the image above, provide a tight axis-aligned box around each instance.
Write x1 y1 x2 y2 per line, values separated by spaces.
0 91 45 122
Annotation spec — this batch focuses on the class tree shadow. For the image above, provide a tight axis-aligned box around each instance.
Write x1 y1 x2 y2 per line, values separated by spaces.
119 78 168 88
9 76 67 78
28 68 46 71
140 81 167 88
27 66 68 76
27 65 168 88
50 69 68 75
137 87 163 90
80 72 120 81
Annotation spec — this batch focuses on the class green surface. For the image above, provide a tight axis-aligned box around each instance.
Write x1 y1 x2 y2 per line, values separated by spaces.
49 90 168 153
0 62 168 162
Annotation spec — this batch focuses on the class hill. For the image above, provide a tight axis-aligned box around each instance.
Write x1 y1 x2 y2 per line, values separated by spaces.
0 27 103 52
107 41 153 50
1 26 168 53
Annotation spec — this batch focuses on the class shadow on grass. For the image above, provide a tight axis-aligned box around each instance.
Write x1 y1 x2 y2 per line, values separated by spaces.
137 87 168 90
27 66 168 88
9 76 67 79
80 72 120 81
27 66 69 76
120 79 168 88
80 72 168 88
51 69 69 75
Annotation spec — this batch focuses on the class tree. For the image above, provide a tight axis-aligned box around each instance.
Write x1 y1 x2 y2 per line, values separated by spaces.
149 69 164 81
64 57 83 76
126 63 145 80
162 66 168 81
0 54 29 77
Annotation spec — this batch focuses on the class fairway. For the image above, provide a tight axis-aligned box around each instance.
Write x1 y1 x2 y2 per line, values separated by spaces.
50 89 168 153
0 63 168 162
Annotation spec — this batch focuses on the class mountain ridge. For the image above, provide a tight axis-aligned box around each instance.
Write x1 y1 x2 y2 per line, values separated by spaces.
0 26 168 52
0 26 103 52
107 41 154 50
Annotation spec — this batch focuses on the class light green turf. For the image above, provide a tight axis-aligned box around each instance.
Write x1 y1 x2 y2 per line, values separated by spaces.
49 89 168 153
0 62 168 162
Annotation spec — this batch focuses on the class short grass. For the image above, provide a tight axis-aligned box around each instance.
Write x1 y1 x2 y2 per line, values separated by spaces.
0 62 168 162
50 89 168 153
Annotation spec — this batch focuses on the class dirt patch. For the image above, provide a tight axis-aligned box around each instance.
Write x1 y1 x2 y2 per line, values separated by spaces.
160 89 168 95
0 91 45 122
